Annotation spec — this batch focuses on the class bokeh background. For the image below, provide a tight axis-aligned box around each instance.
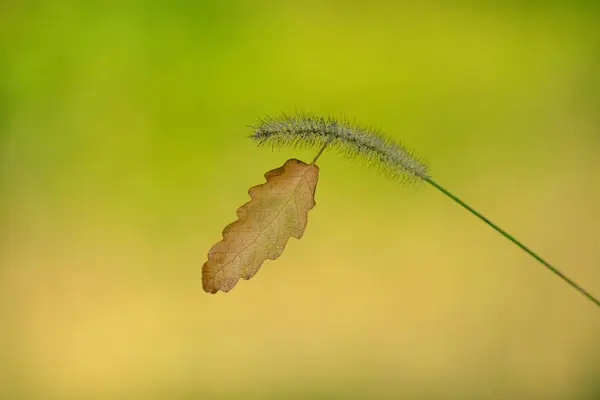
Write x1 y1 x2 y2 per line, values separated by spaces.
2 1 600 399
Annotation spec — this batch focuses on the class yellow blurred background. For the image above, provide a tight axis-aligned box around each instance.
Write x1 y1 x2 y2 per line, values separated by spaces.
1 1 600 398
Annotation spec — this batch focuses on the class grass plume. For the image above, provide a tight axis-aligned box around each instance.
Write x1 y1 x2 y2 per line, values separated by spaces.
251 112 429 183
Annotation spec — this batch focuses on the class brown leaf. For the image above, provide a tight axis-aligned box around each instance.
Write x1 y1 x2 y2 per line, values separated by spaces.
202 159 319 293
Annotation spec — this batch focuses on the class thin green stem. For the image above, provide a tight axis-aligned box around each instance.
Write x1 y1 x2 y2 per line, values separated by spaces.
424 177 600 309
311 137 332 164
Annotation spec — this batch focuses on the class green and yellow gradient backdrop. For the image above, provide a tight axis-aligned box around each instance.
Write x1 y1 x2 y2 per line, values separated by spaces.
1 1 599 398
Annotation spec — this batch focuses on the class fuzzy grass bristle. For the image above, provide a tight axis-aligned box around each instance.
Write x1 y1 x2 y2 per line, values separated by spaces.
249 113 430 182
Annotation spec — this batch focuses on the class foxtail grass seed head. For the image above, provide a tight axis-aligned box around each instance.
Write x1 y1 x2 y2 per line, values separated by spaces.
250 113 429 183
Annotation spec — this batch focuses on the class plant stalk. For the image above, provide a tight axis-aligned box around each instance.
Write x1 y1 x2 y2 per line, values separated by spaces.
424 177 600 308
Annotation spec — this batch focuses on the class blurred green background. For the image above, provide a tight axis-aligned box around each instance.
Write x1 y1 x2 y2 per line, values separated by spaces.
1 1 600 399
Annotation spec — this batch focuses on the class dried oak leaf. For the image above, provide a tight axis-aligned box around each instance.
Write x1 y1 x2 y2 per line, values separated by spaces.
202 158 319 293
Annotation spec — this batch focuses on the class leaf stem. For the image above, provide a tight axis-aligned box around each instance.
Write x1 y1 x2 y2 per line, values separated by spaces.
311 138 332 164
424 177 600 309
